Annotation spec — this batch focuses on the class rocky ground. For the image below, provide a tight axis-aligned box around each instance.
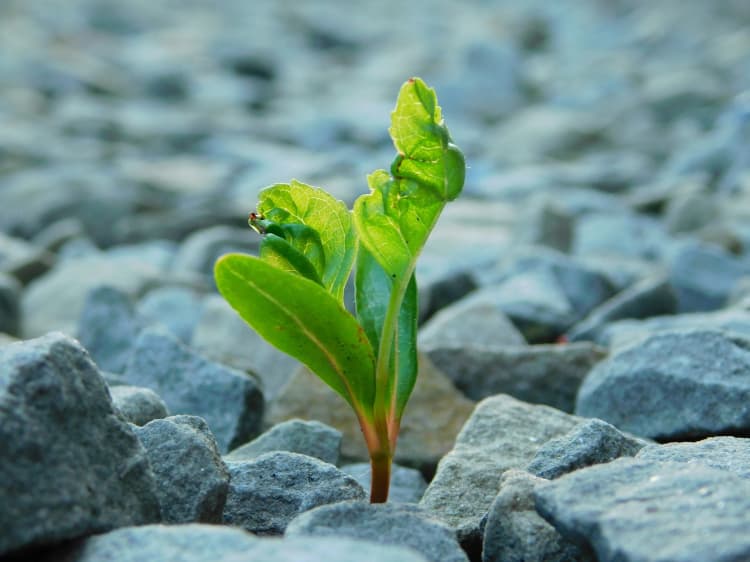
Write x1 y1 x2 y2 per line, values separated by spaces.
2 0 750 561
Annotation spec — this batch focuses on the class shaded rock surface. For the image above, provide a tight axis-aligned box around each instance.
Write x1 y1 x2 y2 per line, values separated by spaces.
287 501 468 562
133 415 229 524
576 329 750 439
123 327 264 452
535 458 750 562
0 333 159 556
223 452 365 535
110 385 169 426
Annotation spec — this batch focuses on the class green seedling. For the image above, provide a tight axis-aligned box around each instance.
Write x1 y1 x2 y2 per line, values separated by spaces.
214 78 465 502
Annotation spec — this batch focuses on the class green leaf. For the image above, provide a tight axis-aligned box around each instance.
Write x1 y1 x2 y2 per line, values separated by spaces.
355 248 418 421
353 78 465 280
255 180 356 302
215 253 375 415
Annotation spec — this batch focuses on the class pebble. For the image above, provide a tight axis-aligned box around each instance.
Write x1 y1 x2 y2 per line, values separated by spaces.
222 452 365 535
133 415 229 523
0 333 160 556
111 385 169 426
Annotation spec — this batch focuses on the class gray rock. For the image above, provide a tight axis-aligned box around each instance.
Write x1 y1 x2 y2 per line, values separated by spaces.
287 501 468 562
526 418 648 479
110 385 169 426
191 295 298 401
0 232 55 285
77 286 143 373
223 452 365 535
340 463 428 504
49 524 430 562
171 225 259 278
0 333 160 556
0 272 20 336
21 255 164 338
637 436 750 480
512 196 574 253
576 329 750 439
482 470 589 562
225 419 342 466
535 458 750 562
124 327 264 452
420 394 581 552
667 240 750 312
573 212 672 261
599 308 750 348
567 274 678 342
136 286 205 343
461 273 577 343
418 299 527 349
425 342 605 412
31 217 87 253
664 189 718 234
417 267 478 324
134 416 229 523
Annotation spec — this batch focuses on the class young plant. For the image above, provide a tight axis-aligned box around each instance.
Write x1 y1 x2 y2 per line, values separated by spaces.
214 78 465 502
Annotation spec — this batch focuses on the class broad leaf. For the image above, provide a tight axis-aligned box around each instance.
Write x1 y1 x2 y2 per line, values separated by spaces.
353 78 465 281
355 248 418 421
254 180 355 302
215 253 375 415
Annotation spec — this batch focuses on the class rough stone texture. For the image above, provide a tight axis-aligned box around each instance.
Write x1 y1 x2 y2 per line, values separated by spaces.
110 385 169 426
77 286 143 374
223 452 365 535
341 462 428 504
566 274 678 342
418 298 527 349
424 342 605 412
268 354 474 472
225 419 341 465
576 329 750 440
420 394 581 553
133 415 229 523
124 327 264 452
191 295 299 401
0 333 160 556
287 501 468 562
636 436 750 480
535 458 750 562
48 524 429 562
525 418 648 480
482 470 590 562
20 255 165 338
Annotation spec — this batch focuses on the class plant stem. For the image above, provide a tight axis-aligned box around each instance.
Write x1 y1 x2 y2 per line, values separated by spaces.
369 450 392 503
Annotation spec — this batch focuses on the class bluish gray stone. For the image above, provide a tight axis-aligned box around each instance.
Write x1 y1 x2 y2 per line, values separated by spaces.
667 240 750 312
134 415 229 523
191 296 298 402
576 329 750 439
482 470 590 562
340 462 428 504
0 333 160 556
48 524 430 562
567 274 678 342
111 385 169 426
526 418 648 479
171 226 259 278
572 212 672 261
0 272 20 336
124 327 264 452
287 500 468 562
223 452 365 535
136 286 205 343
420 395 582 553
77 286 143 374
418 298 527 349
225 419 342 466
0 232 54 285
636 436 750 480
422 342 605 412
535 458 750 562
